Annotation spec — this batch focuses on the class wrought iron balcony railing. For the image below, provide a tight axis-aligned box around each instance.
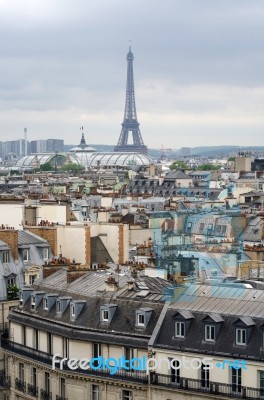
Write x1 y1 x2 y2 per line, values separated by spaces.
150 373 263 399
27 383 38 397
40 389 52 400
1 339 147 384
0 371 10 388
15 378 26 392
56 396 68 400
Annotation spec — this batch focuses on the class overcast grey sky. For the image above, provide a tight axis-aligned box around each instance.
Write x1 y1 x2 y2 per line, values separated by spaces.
0 0 264 148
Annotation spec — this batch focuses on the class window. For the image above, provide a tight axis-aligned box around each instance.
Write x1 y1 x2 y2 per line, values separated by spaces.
175 322 185 338
29 275 37 285
259 371 264 398
137 313 145 326
19 293 23 306
93 343 101 368
47 333 52 354
207 223 213 233
44 372 50 393
43 298 48 310
102 309 109 321
199 223 205 233
91 384 99 400
215 225 221 234
7 277 15 286
63 338 68 358
125 347 134 361
187 222 192 232
31 296 36 310
60 377 66 397
201 363 210 388
205 325 215 342
33 329 39 350
221 225 227 235
236 328 246 345
122 390 132 400
57 301 61 313
31 367 37 388
23 249 29 262
71 303 75 318
171 359 180 384
2 251 10 263
18 362 24 382
21 325 26 346
42 248 49 260
231 367 241 393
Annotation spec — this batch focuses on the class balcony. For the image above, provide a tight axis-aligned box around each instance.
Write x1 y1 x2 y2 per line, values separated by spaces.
40 389 52 400
15 378 26 392
151 373 262 399
1 339 147 384
28 383 38 397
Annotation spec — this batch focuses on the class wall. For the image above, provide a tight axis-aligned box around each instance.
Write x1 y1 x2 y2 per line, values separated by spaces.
0 229 18 259
130 227 152 246
36 204 67 225
57 225 91 265
0 203 24 230
90 223 129 263
26 227 57 255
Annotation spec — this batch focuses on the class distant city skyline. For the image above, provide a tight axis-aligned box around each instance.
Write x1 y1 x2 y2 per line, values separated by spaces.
1 0 264 147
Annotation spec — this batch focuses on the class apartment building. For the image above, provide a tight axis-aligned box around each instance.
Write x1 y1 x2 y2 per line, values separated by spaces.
1 279 264 399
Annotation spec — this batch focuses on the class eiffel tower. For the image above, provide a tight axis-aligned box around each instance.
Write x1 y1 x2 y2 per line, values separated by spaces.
114 47 148 154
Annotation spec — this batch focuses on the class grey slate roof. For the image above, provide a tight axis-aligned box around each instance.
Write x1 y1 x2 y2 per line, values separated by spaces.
91 237 113 263
18 230 48 245
164 170 192 180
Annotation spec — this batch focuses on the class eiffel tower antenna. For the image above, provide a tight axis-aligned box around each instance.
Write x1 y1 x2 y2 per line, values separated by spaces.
114 46 148 154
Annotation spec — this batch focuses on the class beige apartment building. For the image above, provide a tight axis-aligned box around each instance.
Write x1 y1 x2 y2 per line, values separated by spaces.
1 272 264 400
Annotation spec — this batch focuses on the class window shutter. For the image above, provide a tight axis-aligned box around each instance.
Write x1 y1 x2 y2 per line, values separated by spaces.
118 388 122 400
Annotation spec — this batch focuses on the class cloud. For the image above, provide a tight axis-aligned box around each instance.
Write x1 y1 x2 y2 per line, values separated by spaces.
0 0 264 147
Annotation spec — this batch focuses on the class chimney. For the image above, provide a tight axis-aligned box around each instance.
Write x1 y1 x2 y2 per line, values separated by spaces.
127 280 134 290
0 228 18 260
67 263 90 284
105 276 119 291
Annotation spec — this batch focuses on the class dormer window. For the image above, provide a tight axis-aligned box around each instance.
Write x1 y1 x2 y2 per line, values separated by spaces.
57 301 61 313
135 308 153 328
31 296 36 310
7 277 15 286
172 310 194 339
236 328 246 346
71 304 75 318
2 251 10 263
100 304 117 323
175 321 185 338
43 298 48 311
205 325 215 342
19 293 23 306
43 248 49 260
69 300 86 321
102 309 109 321
233 317 255 346
137 313 145 326
23 249 29 262
202 313 224 342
